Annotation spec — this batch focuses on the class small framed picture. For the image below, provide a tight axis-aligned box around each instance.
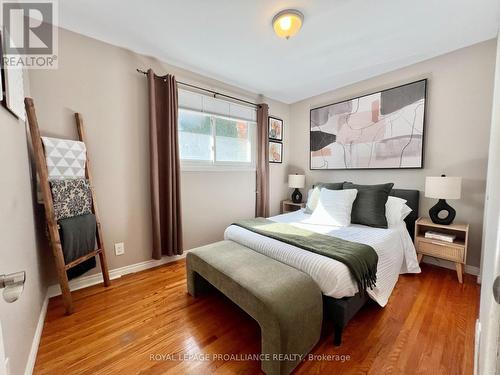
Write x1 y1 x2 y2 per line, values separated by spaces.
268 116 283 141
0 31 25 120
269 141 283 163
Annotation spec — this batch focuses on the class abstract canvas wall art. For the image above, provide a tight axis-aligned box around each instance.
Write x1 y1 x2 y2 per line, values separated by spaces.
310 80 426 170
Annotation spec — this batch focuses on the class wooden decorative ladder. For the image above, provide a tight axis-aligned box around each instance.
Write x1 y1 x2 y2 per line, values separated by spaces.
25 97 111 315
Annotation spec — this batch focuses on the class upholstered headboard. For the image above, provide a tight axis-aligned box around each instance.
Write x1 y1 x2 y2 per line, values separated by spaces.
390 189 419 239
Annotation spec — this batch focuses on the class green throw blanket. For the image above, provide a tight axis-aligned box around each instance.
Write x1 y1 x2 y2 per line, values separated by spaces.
232 218 378 292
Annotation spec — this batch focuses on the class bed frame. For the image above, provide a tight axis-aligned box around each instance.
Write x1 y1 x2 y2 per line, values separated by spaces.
325 188 420 345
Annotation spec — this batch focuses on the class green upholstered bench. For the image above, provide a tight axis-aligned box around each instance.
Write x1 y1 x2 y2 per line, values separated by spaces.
186 240 323 375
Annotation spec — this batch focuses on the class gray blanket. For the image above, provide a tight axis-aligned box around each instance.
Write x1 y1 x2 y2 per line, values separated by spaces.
58 213 97 279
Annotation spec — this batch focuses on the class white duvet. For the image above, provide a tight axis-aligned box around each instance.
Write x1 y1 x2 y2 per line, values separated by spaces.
224 210 421 306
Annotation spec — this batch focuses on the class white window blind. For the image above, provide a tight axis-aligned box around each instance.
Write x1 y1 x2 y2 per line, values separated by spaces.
177 89 257 171
178 89 257 122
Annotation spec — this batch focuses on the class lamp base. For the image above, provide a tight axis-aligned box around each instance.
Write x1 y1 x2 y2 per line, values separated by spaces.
429 199 456 225
291 188 302 203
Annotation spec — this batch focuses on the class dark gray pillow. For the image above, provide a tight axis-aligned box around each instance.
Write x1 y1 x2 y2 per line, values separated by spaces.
343 182 394 228
314 182 346 190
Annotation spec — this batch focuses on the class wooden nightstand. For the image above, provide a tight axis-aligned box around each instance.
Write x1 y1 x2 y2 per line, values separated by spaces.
281 200 305 214
414 217 469 283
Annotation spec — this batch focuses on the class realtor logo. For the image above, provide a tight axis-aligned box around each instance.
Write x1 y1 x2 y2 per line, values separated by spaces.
1 0 58 68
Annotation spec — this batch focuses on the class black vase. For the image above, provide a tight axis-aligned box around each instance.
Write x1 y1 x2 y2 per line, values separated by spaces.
291 188 302 203
429 199 456 225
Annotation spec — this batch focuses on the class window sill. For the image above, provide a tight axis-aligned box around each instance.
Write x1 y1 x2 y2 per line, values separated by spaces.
181 164 256 173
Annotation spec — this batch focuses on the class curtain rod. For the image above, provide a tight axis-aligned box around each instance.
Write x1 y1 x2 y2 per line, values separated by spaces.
136 69 259 108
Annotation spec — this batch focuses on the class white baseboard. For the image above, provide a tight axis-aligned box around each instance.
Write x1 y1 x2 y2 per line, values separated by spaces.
422 257 480 276
44 252 481 296
24 291 49 375
47 253 187 298
26 254 186 374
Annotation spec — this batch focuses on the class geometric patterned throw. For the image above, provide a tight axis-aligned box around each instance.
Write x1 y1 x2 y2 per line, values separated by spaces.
41 136 87 180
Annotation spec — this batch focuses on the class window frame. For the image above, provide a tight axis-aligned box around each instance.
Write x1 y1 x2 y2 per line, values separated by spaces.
178 108 257 172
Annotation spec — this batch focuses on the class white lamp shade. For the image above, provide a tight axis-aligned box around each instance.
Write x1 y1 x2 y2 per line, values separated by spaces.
425 176 462 199
288 174 305 188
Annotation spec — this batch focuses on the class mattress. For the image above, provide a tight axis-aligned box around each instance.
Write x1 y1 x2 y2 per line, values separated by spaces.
224 209 421 306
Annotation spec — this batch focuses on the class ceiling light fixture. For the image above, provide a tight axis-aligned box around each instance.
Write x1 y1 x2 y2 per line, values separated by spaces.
272 9 303 39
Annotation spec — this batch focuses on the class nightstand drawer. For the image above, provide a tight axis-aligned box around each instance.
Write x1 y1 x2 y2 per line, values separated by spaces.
417 239 464 262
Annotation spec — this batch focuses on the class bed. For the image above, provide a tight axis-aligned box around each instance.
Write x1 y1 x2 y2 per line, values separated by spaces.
224 188 421 344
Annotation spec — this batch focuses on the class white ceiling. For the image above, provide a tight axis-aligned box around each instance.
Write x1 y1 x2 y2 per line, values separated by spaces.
58 0 499 103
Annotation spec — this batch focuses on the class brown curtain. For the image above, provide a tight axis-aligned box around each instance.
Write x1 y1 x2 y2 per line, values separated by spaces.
147 69 183 259
256 103 270 217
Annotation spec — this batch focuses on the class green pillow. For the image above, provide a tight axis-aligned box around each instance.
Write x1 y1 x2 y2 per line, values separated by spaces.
343 182 394 228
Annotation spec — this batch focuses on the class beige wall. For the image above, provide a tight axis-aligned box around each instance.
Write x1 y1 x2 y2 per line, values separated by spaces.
25 28 496 279
1 22 495 375
289 40 497 267
0 72 48 375
28 28 290 276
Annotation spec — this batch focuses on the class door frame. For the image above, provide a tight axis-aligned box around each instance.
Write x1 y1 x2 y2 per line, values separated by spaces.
0 320 7 375
477 31 500 375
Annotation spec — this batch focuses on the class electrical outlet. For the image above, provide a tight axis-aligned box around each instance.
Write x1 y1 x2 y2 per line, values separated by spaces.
114 242 125 256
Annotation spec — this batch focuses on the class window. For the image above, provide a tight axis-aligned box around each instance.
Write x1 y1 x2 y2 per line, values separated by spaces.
178 111 212 161
178 109 256 170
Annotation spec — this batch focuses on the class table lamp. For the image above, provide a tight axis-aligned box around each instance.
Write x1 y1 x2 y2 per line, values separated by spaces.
425 175 462 225
288 174 305 203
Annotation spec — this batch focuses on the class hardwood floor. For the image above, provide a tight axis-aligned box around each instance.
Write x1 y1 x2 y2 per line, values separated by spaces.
34 260 479 375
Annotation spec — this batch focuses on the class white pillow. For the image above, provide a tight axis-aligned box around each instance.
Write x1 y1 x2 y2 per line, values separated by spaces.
305 186 321 213
307 189 358 227
386 196 413 227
